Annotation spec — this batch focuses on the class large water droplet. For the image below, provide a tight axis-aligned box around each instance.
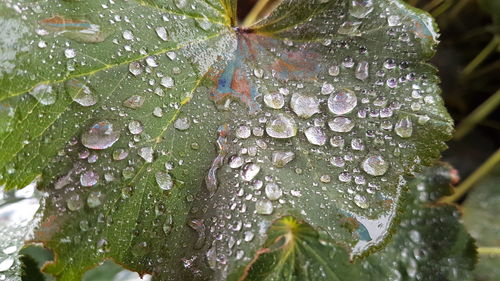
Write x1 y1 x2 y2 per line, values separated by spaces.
65 79 97 107
362 155 388 176
305 127 327 146
29 84 55 105
241 163 260 181
266 114 297 139
255 199 273 215
156 171 173 190
328 89 357 115
291 93 320 119
350 0 374 18
265 183 282 201
394 117 413 138
328 117 355 132
81 121 121 150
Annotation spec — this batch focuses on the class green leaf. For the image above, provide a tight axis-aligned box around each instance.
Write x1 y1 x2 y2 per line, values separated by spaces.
463 173 500 281
0 0 453 279
238 165 476 281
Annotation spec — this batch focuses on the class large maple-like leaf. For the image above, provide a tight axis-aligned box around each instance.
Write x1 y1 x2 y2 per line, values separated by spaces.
0 0 454 280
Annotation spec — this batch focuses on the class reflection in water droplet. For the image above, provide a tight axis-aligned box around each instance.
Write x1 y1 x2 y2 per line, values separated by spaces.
265 183 282 201
328 89 357 115
174 117 190 131
263 92 285 109
272 151 295 167
395 117 413 138
305 127 327 146
362 155 388 176
156 171 173 190
241 163 260 182
350 0 374 18
266 114 297 139
29 84 55 105
328 117 355 132
81 121 120 150
65 79 97 107
291 93 320 119
255 199 273 215
80 170 99 186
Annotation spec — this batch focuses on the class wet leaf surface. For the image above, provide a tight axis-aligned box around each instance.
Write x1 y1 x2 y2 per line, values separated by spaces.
0 0 454 280
238 165 476 281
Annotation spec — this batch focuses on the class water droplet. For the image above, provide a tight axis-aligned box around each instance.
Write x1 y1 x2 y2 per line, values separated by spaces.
320 174 331 183
263 92 285 109
350 0 374 18
163 214 173 235
160 76 174 88
155 26 168 41
29 84 55 105
113 148 128 160
123 95 144 109
122 29 134 40
328 65 340 76
65 79 97 107
132 241 150 256
266 114 297 139
153 107 163 117
354 194 369 209
272 151 295 168
241 163 260 181
128 120 144 135
174 117 190 131
81 121 120 150
355 61 369 80
227 156 243 170
253 68 264 78
0 257 14 272
255 199 273 215
387 15 401 26
236 125 251 139
328 117 355 132
265 183 282 200
64 48 76 58
67 194 83 211
328 89 357 115
291 93 320 119
244 231 255 242
80 170 99 186
129 62 143 76
87 191 103 208
156 171 173 190
394 117 413 138
139 147 154 163
188 219 206 249
362 155 388 176
305 127 327 146
2 246 17 255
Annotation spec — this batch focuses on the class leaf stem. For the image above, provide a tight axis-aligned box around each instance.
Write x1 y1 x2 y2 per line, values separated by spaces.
461 36 500 77
478 247 500 256
440 148 500 203
454 89 500 140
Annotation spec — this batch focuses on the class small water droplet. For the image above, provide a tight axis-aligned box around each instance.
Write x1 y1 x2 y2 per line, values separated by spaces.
129 62 143 76
67 194 83 211
328 117 355 132
139 146 154 163
229 155 244 168
160 76 175 88
349 0 374 18
64 48 76 58
156 171 173 190
174 117 190 131
65 79 97 107
0 257 15 272
354 194 369 209
394 117 413 138
241 163 260 181
128 120 144 135
265 182 282 201
87 191 103 208
155 26 168 41
235 125 251 139
122 29 134 40
355 61 369 80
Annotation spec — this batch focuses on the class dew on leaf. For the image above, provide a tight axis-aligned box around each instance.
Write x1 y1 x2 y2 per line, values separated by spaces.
266 114 297 139
328 117 355 132
355 61 369 80
395 117 413 138
263 92 285 109
163 214 173 235
87 191 103 208
272 151 295 167
174 117 190 131
160 76 174 88
362 155 389 176
228 155 244 169
29 84 55 105
305 127 327 146
155 26 168 41
81 121 121 150
328 89 358 115
139 147 154 163
128 120 144 135
350 0 374 18
235 125 251 139
67 194 83 211
123 95 144 109
291 93 320 119
0 257 14 272
354 194 369 209
241 163 260 182
156 171 173 191
188 219 206 249
128 62 143 76
255 199 273 215
65 79 97 107
64 48 76 59
265 183 282 201
112 148 129 161
122 29 134 40
80 170 99 187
